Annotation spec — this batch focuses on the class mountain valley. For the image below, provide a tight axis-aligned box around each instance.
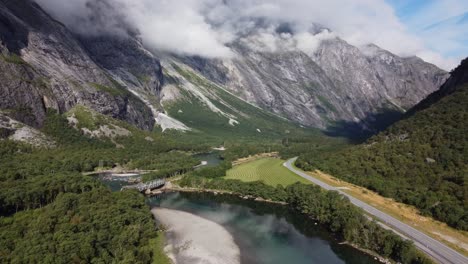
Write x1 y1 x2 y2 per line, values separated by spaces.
0 1 466 264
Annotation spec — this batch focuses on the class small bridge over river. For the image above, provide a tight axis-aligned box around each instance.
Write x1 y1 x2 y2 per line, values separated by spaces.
121 179 166 192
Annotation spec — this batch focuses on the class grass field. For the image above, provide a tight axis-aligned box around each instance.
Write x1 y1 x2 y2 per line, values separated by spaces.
225 158 311 186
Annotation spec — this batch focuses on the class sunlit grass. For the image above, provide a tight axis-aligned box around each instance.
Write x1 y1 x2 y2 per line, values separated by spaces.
225 158 311 186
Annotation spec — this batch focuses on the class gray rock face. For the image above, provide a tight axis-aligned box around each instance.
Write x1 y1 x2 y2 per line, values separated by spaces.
0 0 155 130
326 42 449 110
180 36 448 131
79 35 164 107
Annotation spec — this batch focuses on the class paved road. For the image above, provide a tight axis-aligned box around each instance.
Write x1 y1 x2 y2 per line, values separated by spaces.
284 157 467 264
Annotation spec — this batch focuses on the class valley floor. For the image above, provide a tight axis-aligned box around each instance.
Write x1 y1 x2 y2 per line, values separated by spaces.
224 157 310 186
218 155 468 263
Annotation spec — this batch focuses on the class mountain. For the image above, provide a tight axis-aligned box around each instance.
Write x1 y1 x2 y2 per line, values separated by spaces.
408 57 468 114
175 31 448 133
0 0 448 140
297 58 468 230
0 0 156 130
0 0 304 140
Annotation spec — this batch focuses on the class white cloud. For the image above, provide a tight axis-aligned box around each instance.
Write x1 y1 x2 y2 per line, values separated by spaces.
126 1 234 58
35 0 462 69
295 30 336 56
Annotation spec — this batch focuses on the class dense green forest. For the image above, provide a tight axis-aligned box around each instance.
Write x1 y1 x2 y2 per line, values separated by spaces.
179 177 432 264
297 83 468 230
0 189 159 263
0 111 209 263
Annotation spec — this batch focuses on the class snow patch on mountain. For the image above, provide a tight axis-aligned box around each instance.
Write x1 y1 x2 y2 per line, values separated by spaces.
156 113 190 132
229 119 239 126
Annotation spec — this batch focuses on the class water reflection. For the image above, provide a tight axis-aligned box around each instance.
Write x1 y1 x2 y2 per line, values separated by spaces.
149 192 378 264
192 152 222 169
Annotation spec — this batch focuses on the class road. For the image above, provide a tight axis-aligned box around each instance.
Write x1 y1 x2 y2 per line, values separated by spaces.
283 157 467 264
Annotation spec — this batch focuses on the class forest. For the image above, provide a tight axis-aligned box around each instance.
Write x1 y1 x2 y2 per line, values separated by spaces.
0 189 159 263
1 108 321 262
296 84 468 230
0 111 207 263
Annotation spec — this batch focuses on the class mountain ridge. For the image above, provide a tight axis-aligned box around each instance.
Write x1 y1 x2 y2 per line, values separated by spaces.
0 0 449 138
175 32 448 133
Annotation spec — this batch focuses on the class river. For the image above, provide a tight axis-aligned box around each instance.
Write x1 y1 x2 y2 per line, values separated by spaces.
148 192 379 264
193 151 222 168
96 157 379 264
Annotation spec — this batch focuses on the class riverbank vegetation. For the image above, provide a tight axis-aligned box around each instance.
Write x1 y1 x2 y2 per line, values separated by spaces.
178 176 433 264
0 187 159 263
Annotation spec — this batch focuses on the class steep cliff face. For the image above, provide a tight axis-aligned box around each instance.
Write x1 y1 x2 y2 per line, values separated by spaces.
362 44 449 109
178 34 448 131
179 49 340 129
0 0 155 130
79 35 164 109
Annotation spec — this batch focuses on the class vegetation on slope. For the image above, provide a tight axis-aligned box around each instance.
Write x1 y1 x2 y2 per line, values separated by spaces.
297 84 468 230
166 64 321 140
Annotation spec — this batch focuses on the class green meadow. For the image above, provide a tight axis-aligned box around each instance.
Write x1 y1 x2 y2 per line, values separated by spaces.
225 158 311 186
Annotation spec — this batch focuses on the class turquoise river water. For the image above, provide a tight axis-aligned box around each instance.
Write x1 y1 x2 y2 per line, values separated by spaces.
148 192 378 264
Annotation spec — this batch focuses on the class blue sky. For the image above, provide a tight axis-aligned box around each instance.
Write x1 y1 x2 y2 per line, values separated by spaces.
386 0 468 68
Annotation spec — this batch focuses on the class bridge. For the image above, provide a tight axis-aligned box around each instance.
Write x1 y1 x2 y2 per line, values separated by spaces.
121 178 166 192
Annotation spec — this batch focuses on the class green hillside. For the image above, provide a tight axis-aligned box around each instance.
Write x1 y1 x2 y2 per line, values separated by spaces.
165 64 319 141
297 83 468 230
